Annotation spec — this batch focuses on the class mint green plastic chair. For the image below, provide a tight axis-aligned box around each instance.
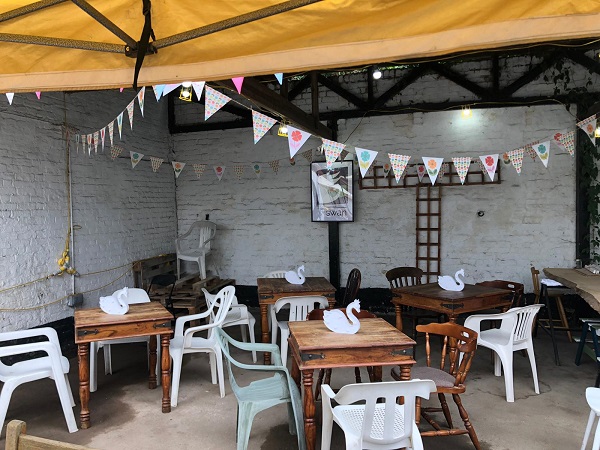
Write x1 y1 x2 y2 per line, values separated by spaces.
215 328 306 450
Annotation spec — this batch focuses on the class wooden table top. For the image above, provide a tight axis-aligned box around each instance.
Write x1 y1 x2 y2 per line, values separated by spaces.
544 267 600 313
257 276 335 295
74 302 173 328
289 318 415 351
391 282 511 301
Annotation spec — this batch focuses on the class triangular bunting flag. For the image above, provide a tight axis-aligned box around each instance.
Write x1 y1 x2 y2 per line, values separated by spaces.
274 73 283 84
192 82 205 101
93 131 99 154
382 163 391 178
6 93 14 105
252 110 277 144
479 154 499 181
322 138 346 169
126 101 135 129
232 77 244 94
269 160 280 174
214 165 225 181
356 147 378 178
416 164 426 182
137 87 145 117
172 162 185 178
422 157 444 185
110 145 123 160
81 134 86 154
452 157 471 185
287 125 311 158
119 87 124 93
75 134 80 153
289 157 296 166
193 164 206 178
100 127 106 151
162 84 180 96
554 130 575 157
525 143 538 160
577 115 597 145
252 163 262 178
150 157 163 173
35 91 41 100
233 165 245 180
87 135 92 156
117 112 123 139
501 152 511 165
300 149 313 162
204 86 231 120
152 85 165 101
340 149 350 161
388 153 411 183
532 141 551 168
438 162 449 179
508 148 524 174
108 121 114 146
130 151 144 168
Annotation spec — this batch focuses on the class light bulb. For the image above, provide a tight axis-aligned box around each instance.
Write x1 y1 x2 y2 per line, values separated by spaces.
595 126 600 138
461 105 472 118
278 123 288 137
372 67 382 80
181 81 192 88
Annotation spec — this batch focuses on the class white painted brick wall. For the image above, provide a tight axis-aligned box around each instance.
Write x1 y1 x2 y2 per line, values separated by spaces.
0 90 175 331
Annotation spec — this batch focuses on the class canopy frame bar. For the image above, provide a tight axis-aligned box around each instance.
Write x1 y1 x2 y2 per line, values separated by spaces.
71 0 137 50
0 32 123 52
0 0 67 23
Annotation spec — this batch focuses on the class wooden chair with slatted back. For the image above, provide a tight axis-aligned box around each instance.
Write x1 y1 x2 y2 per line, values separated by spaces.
476 280 524 309
386 266 444 339
341 268 361 307
531 266 572 342
391 322 481 449
5 420 96 450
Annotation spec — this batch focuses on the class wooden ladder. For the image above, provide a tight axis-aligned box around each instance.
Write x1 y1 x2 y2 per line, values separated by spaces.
416 185 442 283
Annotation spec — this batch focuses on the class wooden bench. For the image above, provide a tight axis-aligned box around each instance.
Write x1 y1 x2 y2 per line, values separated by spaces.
5 420 96 450
132 254 235 316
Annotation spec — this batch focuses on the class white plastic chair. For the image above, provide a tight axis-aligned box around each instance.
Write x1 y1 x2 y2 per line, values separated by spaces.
0 328 77 433
464 304 543 402
175 220 216 279
582 387 600 450
271 296 328 365
202 288 257 363
90 288 160 393
321 380 436 450
170 285 235 406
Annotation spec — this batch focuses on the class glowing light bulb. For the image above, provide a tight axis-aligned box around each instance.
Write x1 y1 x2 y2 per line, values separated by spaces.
461 105 472 118
372 67 382 80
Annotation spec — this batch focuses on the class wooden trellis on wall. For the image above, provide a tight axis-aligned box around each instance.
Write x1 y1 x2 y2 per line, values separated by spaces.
359 162 501 281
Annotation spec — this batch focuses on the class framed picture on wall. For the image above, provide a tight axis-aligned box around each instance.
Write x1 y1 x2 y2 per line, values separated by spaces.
310 160 354 222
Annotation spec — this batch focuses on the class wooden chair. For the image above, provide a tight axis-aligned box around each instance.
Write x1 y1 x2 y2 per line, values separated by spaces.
391 322 480 450
308 308 378 399
531 266 572 342
476 280 524 309
340 268 361 307
386 266 444 339
5 420 95 450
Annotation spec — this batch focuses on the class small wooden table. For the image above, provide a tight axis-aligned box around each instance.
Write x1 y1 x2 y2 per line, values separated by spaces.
391 283 513 331
74 302 173 429
257 276 336 364
288 318 416 450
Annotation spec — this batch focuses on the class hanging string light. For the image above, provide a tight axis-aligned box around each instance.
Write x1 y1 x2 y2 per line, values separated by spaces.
278 122 289 137
179 82 193 101
462 105 473 118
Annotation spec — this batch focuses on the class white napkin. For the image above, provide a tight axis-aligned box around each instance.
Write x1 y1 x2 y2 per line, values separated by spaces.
540 278 563 287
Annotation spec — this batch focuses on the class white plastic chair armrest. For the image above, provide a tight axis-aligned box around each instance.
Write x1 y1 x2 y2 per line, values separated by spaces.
173 310 214 336
321 384 336 401
0 341 61 360
465 311 517 332
0 328 60 348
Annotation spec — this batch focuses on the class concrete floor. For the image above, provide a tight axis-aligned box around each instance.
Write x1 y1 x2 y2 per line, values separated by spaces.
0 312 595 450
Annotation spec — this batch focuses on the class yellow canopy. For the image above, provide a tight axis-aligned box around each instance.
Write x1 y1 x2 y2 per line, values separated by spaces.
2 0 600 92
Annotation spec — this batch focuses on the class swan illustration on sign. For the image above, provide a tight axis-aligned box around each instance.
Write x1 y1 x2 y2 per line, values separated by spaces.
285 265 306 285
323 299 361 334
437 269 465 291
99 287 130 315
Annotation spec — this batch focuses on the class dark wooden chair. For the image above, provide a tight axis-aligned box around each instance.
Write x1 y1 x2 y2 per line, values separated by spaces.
341 268 361 307
386 266 444 339
476 280 524 309
391 322 480 450
531 266 573 342
308 307 377 399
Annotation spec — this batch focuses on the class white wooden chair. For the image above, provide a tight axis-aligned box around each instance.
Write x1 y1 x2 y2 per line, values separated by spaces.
271 296 328 365
175 220 217 279
0 328 77 433
321 380 436 450
464 304 543 402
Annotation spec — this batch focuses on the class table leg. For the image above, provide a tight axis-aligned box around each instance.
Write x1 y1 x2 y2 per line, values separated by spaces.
372 366 383 382
302 369 316 450
542 284 561 366
261 304 271 365
149 335 157 389
161 335 171 413
326 297 336 309
398 363 412 381
394 305 403 332
77 342 91 429
291 354 301 390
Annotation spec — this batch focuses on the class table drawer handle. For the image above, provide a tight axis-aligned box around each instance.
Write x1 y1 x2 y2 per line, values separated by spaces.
77 329 99 337
260 294 274 300
153 322 171 329
300 352 325 362
441 303 464 311
391 349 409 356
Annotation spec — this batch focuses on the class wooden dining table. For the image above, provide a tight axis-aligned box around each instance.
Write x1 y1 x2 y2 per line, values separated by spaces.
288 318 416 450
257 276 336 364
391 282 513 331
